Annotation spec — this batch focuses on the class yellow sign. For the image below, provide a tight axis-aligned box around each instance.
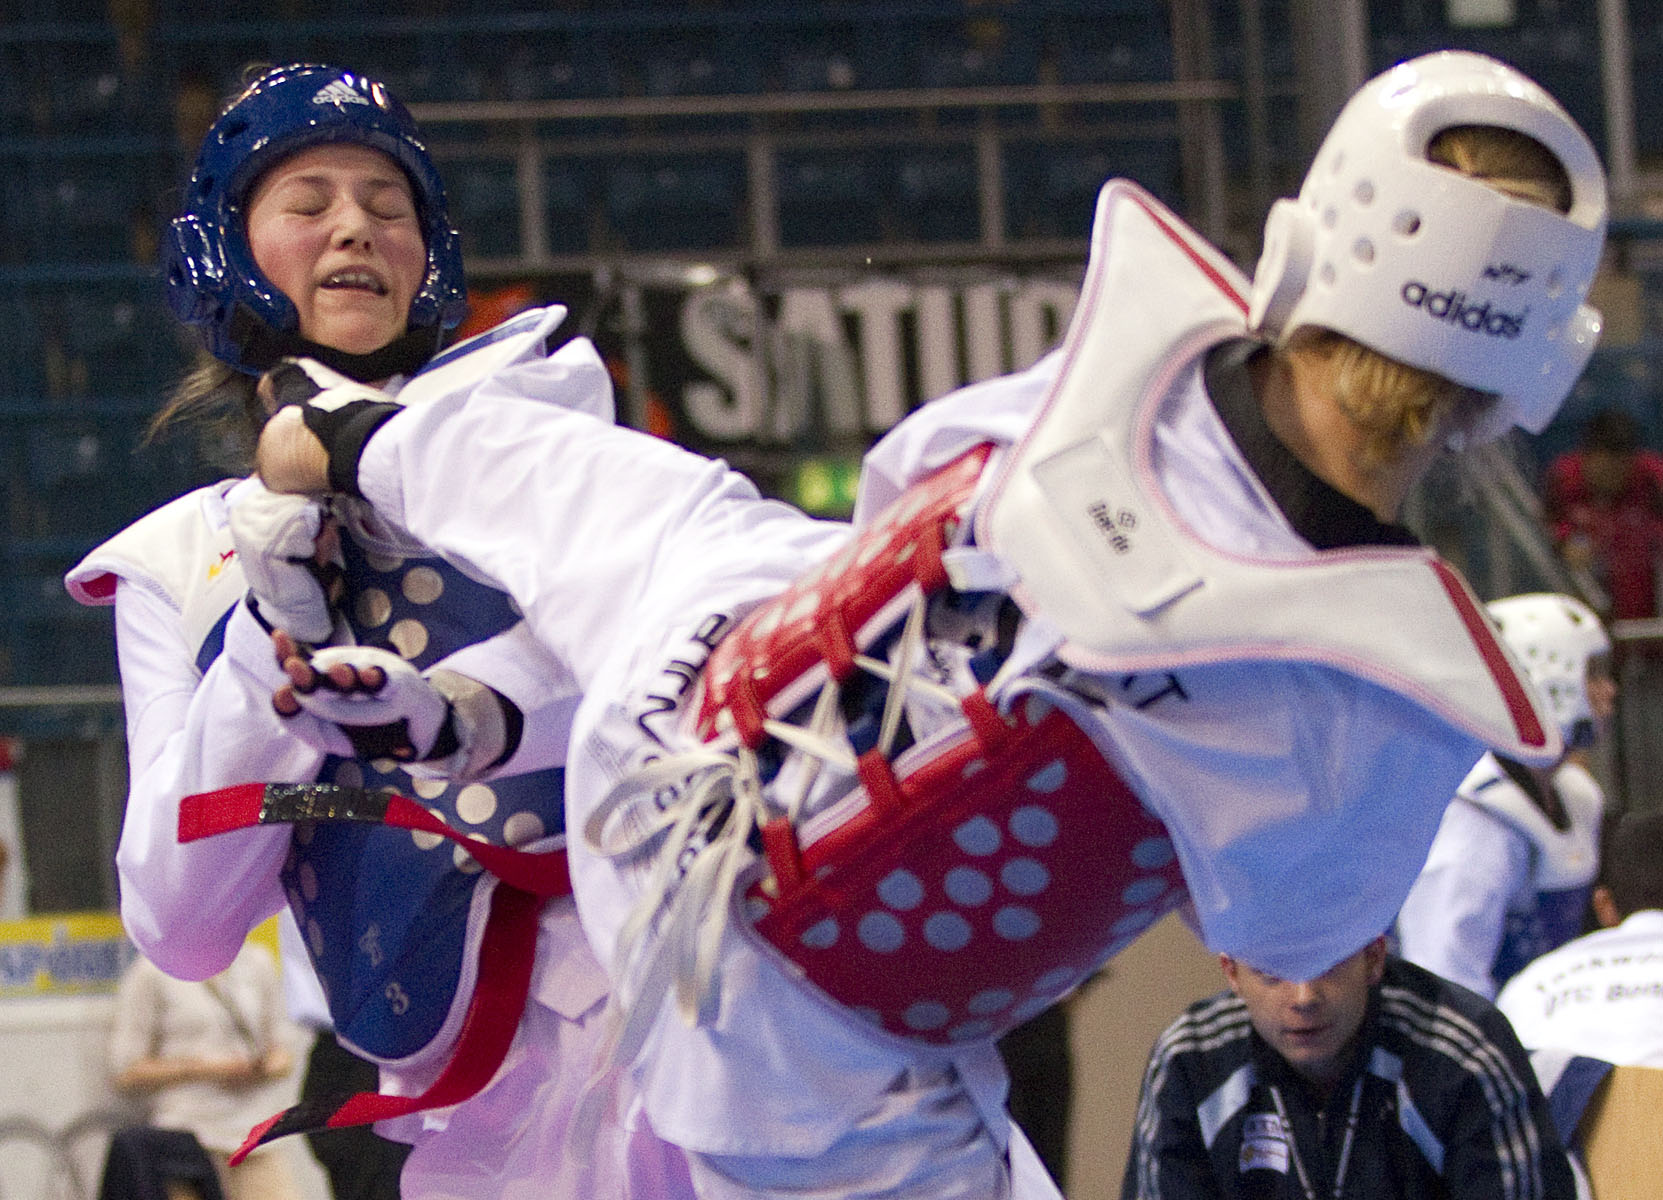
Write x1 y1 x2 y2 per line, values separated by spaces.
0 912 135 998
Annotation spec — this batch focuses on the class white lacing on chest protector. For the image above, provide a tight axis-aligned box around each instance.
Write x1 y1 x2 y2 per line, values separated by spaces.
581 587 974 1078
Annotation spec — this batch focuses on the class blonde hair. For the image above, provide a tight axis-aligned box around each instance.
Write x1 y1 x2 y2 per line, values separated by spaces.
1283 124 1575 465
144 352 263 472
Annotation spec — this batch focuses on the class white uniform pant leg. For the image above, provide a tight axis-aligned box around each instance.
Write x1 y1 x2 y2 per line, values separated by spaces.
566 684 1029 1199
686 1062 1015 1200
397 996 694 1200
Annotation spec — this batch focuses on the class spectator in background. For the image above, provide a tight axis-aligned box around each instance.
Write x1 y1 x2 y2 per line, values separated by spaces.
110 938 302 1200
1397 593 1614 998
0 736 23 921
1497 808 1663 1068
1543 407 1663 621
1123 937 1574 1199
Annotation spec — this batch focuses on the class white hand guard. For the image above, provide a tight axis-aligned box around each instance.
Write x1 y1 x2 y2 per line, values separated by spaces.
289 645 456 765
228 485 342 644
280 648 513 780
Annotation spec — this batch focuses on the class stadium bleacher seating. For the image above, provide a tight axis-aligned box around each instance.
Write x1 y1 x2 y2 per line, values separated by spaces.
0 0 1653 700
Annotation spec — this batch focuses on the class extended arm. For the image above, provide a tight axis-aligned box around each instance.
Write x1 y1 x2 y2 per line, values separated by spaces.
258 378 844 693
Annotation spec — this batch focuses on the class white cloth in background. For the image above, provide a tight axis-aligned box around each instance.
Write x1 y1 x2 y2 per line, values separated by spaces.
1496 910 1663 1068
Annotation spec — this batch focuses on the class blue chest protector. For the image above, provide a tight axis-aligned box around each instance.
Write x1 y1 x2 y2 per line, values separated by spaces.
1494 886 1593 991
275 536 567 1064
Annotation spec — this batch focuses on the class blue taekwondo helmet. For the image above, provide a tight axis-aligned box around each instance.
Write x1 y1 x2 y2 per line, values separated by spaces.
164 63 468 378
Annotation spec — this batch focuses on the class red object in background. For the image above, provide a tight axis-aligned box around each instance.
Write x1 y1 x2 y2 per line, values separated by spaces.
0 736 17 772
1544 447 1663 621
453 282 538 342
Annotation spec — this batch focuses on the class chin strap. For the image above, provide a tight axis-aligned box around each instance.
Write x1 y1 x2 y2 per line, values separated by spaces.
229 303 444 381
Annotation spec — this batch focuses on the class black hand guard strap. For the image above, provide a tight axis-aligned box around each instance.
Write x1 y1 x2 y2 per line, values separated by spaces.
339 709 461 764
299 397 403 498
490 689 525 771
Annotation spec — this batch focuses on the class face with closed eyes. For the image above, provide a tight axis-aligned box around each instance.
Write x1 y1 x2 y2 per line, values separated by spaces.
245 142 427 357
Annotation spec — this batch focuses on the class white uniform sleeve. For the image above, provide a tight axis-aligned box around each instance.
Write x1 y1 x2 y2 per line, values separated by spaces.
358 393 844 693
1396 795 1529 999
114 581 319 980
853 356 1056 525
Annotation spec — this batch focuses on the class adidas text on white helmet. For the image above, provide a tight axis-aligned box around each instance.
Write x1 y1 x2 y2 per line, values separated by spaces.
1248 51 1607 444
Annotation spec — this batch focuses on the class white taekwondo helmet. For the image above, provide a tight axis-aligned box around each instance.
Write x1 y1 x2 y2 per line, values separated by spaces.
1486 592 1611 747
1248 51 1608 444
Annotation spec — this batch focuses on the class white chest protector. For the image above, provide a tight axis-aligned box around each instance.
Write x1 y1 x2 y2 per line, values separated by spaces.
67 480 247 664
977 181 1557 768
1464 756 1603 988
1465 757 1602 894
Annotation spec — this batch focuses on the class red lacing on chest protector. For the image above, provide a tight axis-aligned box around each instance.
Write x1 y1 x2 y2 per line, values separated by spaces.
692 445 1187 1046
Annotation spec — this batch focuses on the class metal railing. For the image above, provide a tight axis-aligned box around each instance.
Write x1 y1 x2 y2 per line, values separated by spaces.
409 73 1275 278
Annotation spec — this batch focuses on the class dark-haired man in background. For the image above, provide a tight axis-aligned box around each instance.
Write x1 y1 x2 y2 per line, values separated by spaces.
1124 937 1573 1199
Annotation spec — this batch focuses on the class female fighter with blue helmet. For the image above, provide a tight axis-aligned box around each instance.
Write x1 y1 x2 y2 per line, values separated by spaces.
68 64 693 1200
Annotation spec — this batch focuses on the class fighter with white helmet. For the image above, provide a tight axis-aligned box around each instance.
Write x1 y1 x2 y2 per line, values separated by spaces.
242 50 1591 1199
1250 52 1605 444
1399 592 1615 998
1489 592 1614 750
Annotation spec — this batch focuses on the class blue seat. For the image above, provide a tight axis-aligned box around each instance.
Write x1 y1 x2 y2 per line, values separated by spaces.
543 158 599 256
44 285 184 399
912 23 1040 90
1 556 119 686
640 32 761 98
603 155 744 252
0 297 47 395
763 27 903 132
447 159 525 260
776 150 886 247
500 36 621 102
1048 11 1175 83
1004 138 1182 241
893 147 981 244
9 153 156 265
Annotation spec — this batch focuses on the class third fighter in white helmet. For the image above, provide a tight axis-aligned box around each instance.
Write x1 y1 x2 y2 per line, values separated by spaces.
1398 593 1615 998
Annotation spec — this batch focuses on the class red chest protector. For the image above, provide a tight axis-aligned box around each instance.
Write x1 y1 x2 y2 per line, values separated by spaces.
689 445 1187 1047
